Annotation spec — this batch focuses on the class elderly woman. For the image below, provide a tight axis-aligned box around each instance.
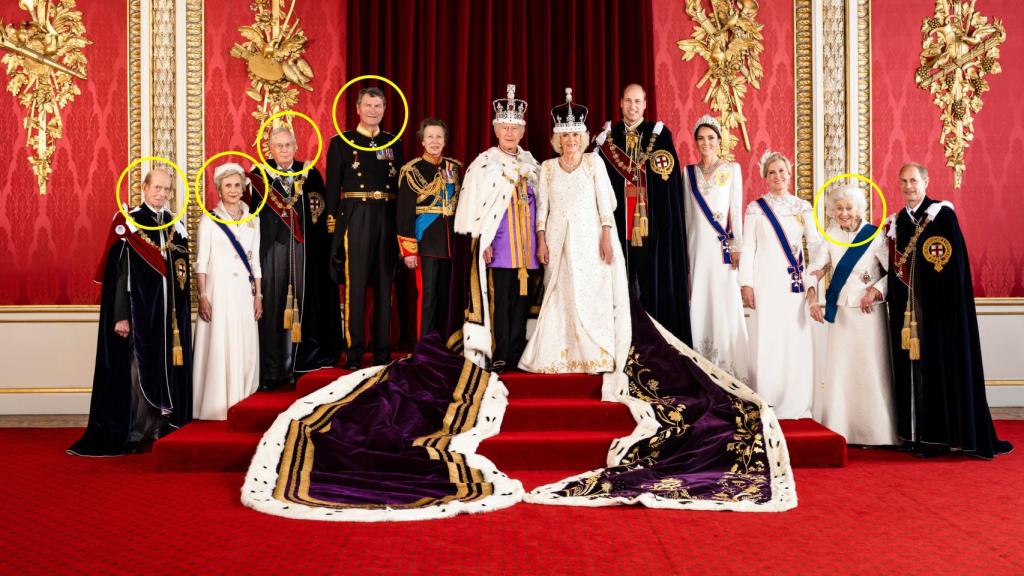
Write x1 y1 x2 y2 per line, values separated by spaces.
682 115 748 380
806 187 897 445
519 89 630 375
739 151 821 419
193 163 263 420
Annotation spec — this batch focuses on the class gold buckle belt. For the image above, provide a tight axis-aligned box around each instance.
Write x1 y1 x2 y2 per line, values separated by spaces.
344 190 395 201
415 206 454 216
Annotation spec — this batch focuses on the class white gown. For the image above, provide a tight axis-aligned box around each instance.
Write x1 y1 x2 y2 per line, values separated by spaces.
808 223 898 445
739 193 820 419
519 153 630 375
682 161 749 381
193 204 262 420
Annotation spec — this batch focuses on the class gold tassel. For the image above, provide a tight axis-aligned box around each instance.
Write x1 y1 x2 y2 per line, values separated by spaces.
901 308 911 350
283 285 295 328
291 320 303 343
172 318 184 366
630 205 643 247
518 267 528 296
909 313 920 360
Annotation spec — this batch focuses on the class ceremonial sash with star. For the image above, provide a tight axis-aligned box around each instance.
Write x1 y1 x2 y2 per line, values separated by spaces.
686 164 734 264
94 212 169 282
252 174 304 244
598 139 647 240
755 198 805 293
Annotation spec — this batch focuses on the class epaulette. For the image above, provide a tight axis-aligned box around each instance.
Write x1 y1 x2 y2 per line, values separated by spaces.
443 156 462 167
401 157 422 170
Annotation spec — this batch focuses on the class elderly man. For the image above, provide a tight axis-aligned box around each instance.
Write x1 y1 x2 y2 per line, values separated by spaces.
249 127 340 390
886 162 1012 458
326 87 404 369
594 83 692 345
69 168 192 456
454 84 540 372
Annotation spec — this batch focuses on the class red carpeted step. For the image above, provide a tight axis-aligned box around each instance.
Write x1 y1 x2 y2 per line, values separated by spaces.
478 430 619 471
154 421 261 472
780 419 847 468
502 398 634 432
296 368 349 396
227 391 299 432
500 372 603 399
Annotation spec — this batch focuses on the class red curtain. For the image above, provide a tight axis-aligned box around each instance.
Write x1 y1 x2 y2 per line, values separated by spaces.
344 0 657 162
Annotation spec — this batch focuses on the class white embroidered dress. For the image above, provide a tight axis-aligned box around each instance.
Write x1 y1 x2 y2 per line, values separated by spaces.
682 161 749 380
807 223 897 444
739 193 820 419
519 153 630 378
192 204 262 420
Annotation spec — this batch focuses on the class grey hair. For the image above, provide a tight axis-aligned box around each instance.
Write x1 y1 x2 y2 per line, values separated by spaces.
213 162 247 192
900 162 929 181
828 186 868 217
760 152 792 178
142 166 174 186
550 130 590 154
269 127 296 143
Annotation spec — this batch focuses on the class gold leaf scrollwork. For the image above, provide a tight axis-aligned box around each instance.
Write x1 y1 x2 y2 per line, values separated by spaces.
230 0 313 149
0 0 91 195
916 0 1005 189
677 0 764 160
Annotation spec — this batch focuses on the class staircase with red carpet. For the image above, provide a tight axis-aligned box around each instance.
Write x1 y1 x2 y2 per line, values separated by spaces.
155 368 847 472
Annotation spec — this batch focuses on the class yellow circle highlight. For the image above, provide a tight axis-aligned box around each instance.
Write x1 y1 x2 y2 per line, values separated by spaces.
812 173 888 248
115 156 190 231
255 110 324 178
330 74 409 152
193 151 269 226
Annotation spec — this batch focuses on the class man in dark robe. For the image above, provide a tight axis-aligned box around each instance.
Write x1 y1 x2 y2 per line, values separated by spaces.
249 127 341 391
326 86 404 369
69 169 192 456
595 83 692 345
886 162 1012 459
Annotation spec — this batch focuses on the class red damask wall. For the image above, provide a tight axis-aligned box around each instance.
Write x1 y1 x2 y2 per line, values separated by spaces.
873 1 1024 297
203 0 346 207
0 1 126 304
652 0 795 206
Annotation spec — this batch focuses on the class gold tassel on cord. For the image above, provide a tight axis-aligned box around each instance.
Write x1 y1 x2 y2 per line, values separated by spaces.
291 319 303 343
639 201 649 237
901 308 912 350
630 205 643 247
283 284 295 328
172 318 184 366
909 312 921 360
518 267 528 296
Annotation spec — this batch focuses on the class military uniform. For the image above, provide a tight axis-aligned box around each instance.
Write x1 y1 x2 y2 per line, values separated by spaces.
397 155 461 338
326 128 404 365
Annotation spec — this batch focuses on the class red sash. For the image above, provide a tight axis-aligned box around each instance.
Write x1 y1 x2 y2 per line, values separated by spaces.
94 212 169 282
252 176 304 244
598 139 647 240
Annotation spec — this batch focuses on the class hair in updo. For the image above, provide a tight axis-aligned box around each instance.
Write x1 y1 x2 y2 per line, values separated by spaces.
760 152 792 178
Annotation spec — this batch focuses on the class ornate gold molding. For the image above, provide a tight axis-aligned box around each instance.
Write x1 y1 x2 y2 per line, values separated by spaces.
128 0 142 206
856 0 872 184
186 0 205 291
916 1 1006 188
0 0 92 195
150 0 175 165
793 0 814 201
231 0 314 150
822 0 846 185
677 0 764 160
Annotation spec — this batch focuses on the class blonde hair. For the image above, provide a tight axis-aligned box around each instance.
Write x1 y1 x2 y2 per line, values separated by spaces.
760 152 792 178
550 130 590 155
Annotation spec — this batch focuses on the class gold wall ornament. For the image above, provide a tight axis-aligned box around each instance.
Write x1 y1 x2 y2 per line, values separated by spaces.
677 0 764 160
230 0 313 148
916 0 1005 189
0 0 91 195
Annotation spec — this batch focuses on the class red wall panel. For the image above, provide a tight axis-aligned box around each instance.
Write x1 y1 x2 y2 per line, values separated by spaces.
0 1 127 304
873 1 1024 296
652 0 795 207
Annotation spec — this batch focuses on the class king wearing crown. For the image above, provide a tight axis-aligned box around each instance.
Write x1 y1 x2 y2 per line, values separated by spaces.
454 84 541 372
595 83 692 345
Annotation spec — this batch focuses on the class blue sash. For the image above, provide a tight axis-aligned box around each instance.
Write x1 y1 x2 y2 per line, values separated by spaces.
686 165 733 264
755 198 805 293
213 220 256 293
824 224 877 323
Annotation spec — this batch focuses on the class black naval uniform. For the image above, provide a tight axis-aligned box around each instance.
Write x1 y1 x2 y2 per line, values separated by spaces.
326 128 404 366
396 155 462 339
69 205 192 456
249 159 341 389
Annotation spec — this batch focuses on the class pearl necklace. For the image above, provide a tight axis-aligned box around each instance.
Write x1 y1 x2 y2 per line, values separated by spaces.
559 154 582 172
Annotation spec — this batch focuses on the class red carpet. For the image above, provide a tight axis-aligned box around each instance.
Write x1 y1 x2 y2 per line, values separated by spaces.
4 424 1021 574
156 369 846 472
